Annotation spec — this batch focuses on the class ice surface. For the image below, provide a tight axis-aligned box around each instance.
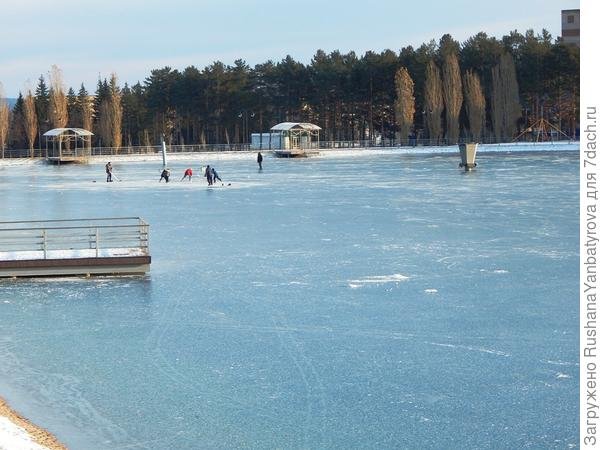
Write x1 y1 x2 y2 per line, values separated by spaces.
0 145 579 449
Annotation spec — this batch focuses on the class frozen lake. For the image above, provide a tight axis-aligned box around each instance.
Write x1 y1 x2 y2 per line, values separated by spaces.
0 146 579 449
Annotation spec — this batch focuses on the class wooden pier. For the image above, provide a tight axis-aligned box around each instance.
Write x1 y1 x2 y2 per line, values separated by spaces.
273 149 320 158
0 217 151 277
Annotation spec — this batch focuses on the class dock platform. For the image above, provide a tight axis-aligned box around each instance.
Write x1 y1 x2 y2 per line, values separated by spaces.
0 217 151 277
273 149 320 158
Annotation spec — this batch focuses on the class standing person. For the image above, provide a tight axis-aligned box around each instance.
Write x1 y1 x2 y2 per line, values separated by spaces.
181 168 193 181
257 152 263 170
160 168 171 183
204 165 213 186
211 167 222 184
105 162 113 182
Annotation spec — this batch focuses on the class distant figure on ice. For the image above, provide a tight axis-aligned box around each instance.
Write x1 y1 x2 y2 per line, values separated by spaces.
105 162 113 182
211 167 222 184
160 168 171 183
257 152 263 170
204 165 213 186
181 168 193 181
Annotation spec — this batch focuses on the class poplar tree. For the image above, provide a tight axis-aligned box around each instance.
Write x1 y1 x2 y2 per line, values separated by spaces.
393 67 415 143
49 65 68 128
491 52 521 141
442 52 463 144
463 70 486 141
108 74 123 149
423 60 443 143
0 83 9 158
23 89 37 157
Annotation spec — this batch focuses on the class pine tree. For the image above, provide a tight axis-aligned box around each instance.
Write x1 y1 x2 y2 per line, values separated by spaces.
34 75 50 134
67 87 78 127
77 84 93 133
10 93 25 150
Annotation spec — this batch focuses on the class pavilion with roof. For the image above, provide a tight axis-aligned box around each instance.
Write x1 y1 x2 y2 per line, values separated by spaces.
43 128 93 164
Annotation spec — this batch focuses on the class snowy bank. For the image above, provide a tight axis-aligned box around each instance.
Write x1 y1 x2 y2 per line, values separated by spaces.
0 398 65 450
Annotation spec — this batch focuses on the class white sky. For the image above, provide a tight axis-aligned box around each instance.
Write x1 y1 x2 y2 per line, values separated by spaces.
0 0 581 97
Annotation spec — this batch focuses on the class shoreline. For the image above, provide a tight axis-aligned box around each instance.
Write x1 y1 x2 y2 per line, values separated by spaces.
0 396 67 450
0 141 580 166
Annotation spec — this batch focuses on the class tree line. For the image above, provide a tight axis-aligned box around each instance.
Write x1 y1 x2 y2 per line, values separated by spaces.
0 28 579 154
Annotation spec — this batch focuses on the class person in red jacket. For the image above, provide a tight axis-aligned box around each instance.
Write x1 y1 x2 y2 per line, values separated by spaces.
181 168 193 181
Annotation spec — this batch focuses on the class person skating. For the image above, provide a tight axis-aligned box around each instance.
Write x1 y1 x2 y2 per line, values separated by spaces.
211 167 222 184
204 165 213 186
105 162 113 182
257 152 263 170
181 168 193 181
160 168 171 182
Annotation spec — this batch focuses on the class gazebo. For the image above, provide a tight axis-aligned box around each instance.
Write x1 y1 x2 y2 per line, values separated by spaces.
270 122 321 150
43 128 93 164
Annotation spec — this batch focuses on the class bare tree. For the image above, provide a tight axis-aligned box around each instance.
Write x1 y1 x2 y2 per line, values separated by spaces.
463 70 486 141
394 67 415 143
23 89 38 157
442 52 463 144
108 74 123 149
0 83 9 158
491 52 521 141
49 65 68 128
424 60 444 143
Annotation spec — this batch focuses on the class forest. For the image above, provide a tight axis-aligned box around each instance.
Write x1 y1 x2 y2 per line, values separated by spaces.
0 29 579 154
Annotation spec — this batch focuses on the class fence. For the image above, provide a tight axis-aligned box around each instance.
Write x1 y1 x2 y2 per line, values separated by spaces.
0 217 149 260
0 135 578 159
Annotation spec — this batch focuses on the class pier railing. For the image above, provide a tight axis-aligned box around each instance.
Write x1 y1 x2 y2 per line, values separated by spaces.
0 217 149 261
0 136 578 158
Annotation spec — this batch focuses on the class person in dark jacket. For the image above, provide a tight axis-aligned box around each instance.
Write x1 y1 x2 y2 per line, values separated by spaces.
257 152 263 170
160 168 171 182
105 162 113 182
204 165 213 185
211 167 222 183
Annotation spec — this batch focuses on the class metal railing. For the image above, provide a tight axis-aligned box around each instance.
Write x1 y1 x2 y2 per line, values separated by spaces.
0 217 149 260
0 136 578 159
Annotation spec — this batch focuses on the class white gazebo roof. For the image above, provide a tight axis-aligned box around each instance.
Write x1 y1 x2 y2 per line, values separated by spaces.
43 128 94 137
270 122 321 132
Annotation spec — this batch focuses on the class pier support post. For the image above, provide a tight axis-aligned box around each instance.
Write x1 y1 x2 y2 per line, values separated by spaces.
459 143 478 171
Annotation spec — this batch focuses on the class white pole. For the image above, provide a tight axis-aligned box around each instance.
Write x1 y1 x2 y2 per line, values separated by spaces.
161 135 168 168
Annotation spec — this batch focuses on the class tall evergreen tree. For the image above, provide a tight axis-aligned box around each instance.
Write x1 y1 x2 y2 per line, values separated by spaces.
77 84 93 133
67 87 78 127
34 75 50 135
